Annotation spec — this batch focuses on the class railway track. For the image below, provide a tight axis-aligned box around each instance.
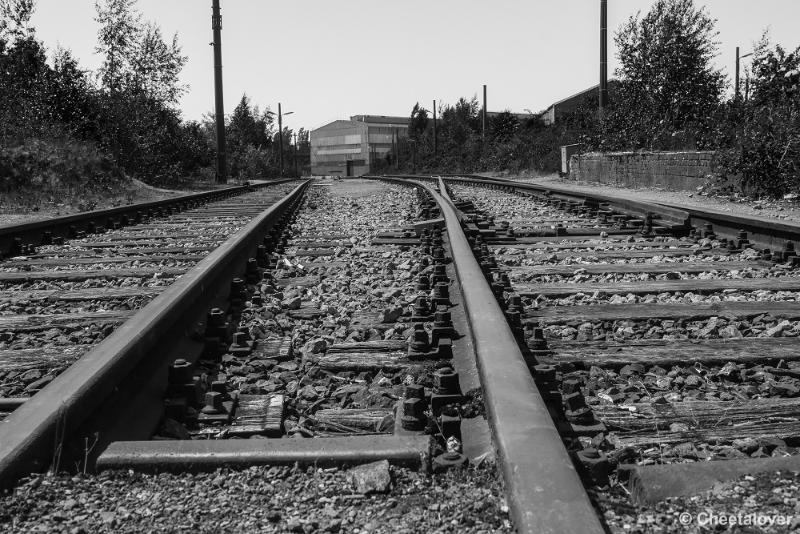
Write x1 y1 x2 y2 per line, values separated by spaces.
0 178 527 533
5 173 798 532
421 175 800 532
0 182 300 412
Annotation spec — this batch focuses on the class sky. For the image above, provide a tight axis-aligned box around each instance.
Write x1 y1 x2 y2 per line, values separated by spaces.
29 0 800 134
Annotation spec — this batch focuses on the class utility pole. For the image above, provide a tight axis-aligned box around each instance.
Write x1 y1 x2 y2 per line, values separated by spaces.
293 132 299 176
278 102 284 176
433 100 437 161
482 84 487 141
735 46 741 100
211 0 227 183
735 48 753 102
599 0 608 114
393 130 399 170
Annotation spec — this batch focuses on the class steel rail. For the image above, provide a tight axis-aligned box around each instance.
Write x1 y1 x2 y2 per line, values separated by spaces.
0 180 311 489
0 179 296 258
426 173 800 251
378 176 604 534
380 174 689 228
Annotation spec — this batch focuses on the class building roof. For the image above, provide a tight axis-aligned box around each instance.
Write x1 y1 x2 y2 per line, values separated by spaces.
549 84 599 109
350 115 409 125
310 119 362 134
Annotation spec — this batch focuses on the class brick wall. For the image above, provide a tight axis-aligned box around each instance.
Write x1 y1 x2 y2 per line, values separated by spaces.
568 151 716 191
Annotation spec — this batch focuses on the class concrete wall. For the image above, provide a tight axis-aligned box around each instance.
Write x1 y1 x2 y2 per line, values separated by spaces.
568 151 716 191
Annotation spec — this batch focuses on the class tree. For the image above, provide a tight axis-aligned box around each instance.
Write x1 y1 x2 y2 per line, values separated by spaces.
48 47 95 133
614 0 725 149
0 0 35 42
94 0 141 94
720 36 800 196
129 22 187 104
409 103 429 140
491 111 519 141
226 94 278 179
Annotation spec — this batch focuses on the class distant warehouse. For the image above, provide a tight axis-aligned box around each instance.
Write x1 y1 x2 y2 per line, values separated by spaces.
310 115 409 176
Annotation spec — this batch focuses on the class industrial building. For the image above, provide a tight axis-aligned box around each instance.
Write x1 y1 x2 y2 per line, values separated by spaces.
310 115 409 176
540 85 599 125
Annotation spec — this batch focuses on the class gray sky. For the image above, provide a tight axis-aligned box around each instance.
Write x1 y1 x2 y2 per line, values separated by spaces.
31 1 800 133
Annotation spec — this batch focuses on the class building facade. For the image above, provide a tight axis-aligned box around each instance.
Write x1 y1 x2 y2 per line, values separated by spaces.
310 115 409 176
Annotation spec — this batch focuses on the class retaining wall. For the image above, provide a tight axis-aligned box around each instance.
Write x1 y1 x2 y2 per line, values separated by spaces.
569 151 716 191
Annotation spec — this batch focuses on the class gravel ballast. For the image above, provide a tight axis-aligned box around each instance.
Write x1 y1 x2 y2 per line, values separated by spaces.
0 463 511 533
